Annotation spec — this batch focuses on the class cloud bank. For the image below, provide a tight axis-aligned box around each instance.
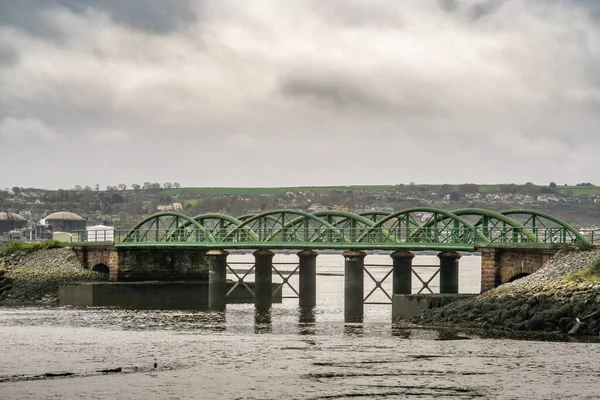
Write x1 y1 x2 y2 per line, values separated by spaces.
1 0 599 188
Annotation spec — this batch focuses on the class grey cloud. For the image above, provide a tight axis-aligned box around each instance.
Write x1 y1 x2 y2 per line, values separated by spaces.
0 0 65 41
0 0 197 38
0 43 18 66
469 0 508 21
310 1 403 29
278 75 449 119
574 0 600 23
435 0 508 21
79 0 197 34
436 0 459 13
279 76 392 112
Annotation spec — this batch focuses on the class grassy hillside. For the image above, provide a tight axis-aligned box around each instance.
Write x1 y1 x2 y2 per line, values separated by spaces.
162 184 600 197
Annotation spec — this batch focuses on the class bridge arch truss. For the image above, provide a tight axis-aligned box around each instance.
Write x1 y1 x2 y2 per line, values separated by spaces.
119 208 590 250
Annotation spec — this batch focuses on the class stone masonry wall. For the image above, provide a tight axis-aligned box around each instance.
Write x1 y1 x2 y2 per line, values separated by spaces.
480 248 557 293
480 250 499 293
72 246 119 281
116 248 208 281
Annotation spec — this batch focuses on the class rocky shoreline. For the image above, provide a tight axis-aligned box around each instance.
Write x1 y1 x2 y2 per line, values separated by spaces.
0 247 106 303
412 248 600 336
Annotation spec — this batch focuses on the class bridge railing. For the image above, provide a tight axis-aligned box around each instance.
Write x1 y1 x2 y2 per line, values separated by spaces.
69 226 590 248
579 229 600 245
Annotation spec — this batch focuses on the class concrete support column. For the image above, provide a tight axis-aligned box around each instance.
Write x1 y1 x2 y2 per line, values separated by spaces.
438 252 461 294
343 250 367 323
253 249 274 311
207 250 228 312
297 249 318 308
390 251 414 295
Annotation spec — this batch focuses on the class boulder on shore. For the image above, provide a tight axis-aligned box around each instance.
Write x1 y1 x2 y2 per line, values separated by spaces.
0 247 107 304
411 248 600 336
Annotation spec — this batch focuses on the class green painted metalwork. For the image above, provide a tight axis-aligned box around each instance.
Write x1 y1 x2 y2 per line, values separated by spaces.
357 207 478 244
108 208 591 250
122 212 213 243
417 208 538 243
500 210 588 245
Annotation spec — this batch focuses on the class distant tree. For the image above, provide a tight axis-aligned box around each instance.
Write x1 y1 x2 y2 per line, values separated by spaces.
500 184 518 194
173 182 181 188
118 183 127 191
439 184 453 196
84 185 92 191
111 193 124 204
549 182 557 189
151 182 161 190
131 184 140 190
163 182 173 189
522 182 539 196
458 183 479 194
11 186 21 196
95 184 100 192
74 185 82 191
449 191 460 201
142 182 151 190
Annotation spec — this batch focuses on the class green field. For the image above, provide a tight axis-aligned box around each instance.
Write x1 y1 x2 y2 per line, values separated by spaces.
555 186 600 195
162 185 399 196
161 184 600 197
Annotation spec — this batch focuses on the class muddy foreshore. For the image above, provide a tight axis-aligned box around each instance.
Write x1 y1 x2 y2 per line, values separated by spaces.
412 248 600 336
0 247 105 304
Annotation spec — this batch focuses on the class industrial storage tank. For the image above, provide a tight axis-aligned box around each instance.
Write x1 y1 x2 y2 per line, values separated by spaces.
0 212 28 234
44 211 86 233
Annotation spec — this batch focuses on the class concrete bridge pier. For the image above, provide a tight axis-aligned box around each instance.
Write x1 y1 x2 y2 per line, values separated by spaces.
298 250 318 308
438 252 461 293
207 250 228 312
254 249 275 311
343 250 366 323
391 251 414 295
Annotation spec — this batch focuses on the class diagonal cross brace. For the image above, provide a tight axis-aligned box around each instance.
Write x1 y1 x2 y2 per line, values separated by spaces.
412 267 440 294
363 266 394 303
226 263 256 298
271 264 300 297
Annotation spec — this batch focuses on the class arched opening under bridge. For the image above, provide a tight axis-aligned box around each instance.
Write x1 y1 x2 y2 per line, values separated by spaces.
507 272 530 283
92 263 110 276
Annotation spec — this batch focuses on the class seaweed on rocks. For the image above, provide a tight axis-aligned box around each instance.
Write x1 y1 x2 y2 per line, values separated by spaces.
0 247 107 304
412 249 600 337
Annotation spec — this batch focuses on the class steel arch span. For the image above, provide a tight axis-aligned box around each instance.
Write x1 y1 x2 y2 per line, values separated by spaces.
499 210 589 245
118 208 590 250
416 208 538 244
122 212 214 244
357 207 479 248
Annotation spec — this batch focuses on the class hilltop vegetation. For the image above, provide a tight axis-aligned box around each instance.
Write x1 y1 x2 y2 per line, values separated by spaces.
1 182 600 230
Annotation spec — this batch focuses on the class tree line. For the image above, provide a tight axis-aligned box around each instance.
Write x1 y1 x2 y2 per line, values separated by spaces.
70 182 182 192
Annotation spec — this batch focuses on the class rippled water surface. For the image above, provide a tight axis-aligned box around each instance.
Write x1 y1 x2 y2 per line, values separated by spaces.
1 254 600 399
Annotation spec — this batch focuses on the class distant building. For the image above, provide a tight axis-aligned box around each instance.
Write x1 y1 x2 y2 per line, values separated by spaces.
43 211 86 233
86 225 115 242
157 202 183 212
0 211 28 234
307 204 328 212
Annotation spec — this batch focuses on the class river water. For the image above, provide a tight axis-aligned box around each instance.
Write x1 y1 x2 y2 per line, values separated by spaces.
1 254 600 399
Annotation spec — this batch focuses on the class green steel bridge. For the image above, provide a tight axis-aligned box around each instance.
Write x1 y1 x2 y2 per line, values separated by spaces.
80 208 594 252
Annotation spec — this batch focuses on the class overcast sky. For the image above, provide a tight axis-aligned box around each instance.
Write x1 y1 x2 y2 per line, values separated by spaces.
1 0 599 190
